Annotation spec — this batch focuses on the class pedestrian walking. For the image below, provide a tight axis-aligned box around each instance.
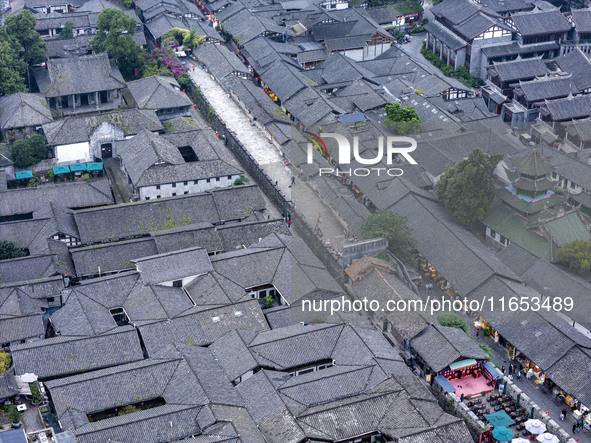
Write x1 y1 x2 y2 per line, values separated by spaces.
508 373 513 381
501 366 505 375
281 211 286 220
287 220 291 228
560 409 567 420
517 370 522 380
573 423 577 433
291 176 295 186
509 364 514 375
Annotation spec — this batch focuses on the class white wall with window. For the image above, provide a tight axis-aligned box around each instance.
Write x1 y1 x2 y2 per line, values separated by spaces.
140 174 241 200
288 361 335 377
485 227 511 246
52 232 81 246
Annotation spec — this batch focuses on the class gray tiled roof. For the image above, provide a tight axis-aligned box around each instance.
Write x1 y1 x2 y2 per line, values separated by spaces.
133 246 213 284
42 109 164 146
0 314 44 344
10 326 144 379
145 14 186 40
571 8 591 33
0 93 53 130
71 237 158 277
73 185 264 244
46 358 185 417
194 43 250 80
138 299 270 354
73 404 205 443
490 57 549 83
409 324 489 372
555 48 591 91
543 93 591 121
0 179 113 219
117 129 185 185
511 8 571 36
46 34 94 58
127 75 192 111
35 53 125 98
0 217 55 255
0 254 56 285
209 330 258 382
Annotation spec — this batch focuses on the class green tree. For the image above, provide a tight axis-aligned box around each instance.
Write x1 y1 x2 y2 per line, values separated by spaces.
384 102 421 134
559 240 591 273
163 28 205 50
436 148 503 226
0 353 11 373
4 10 47 66
59 20 74 40
8 405 22 425
0 240 26 260
479 343 493 358
0 28 28 95
438 312 467 333
91 9 144 79
361 209 418 263
11 134 47 167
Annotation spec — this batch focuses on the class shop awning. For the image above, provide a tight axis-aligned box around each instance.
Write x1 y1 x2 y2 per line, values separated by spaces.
53 165 71 175
435 375 456 393
69 163 87 172
15 170 33 180
449 359 477 371
484 362 504 380
86 162 103 171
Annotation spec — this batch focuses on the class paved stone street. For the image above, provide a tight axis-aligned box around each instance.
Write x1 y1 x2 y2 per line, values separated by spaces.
187 64 351 253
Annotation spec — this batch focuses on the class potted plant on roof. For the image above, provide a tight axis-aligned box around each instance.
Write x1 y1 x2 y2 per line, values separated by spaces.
8 405 22 428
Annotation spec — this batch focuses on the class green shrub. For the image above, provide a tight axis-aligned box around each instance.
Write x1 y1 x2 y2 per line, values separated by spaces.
263 296 275 309
438 312 468 333
8 405 22 424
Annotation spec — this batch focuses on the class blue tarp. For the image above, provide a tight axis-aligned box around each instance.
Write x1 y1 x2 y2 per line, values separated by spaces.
434 375 456 393
484 362 504 380
86 162 103 171
15 170 33 180
52 165 71 175
69 163 87 172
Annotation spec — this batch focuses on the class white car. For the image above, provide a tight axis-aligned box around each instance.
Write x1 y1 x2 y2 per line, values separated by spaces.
38 432 48 443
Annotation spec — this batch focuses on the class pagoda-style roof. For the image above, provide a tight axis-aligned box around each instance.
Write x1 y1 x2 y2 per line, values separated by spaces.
508 148 554 178
507 173 556 193
497 185 565 216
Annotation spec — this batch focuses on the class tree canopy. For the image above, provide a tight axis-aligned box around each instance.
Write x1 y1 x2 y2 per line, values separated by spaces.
0 28 28 95
0 240 26 261
436 148 503 226
384 102 421 134
163 28 205 50
559 240 591 273
11 134 47 168
361 209 418 263
59 20 75 40
0 352 11 373
91 8 145 79
4 10 47 66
